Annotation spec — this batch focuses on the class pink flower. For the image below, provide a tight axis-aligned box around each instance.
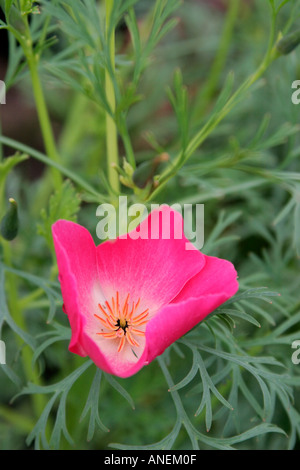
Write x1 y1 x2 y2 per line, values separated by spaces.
52 206 238 378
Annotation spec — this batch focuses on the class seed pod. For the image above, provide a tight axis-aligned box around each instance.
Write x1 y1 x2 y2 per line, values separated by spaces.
0 198 18 241
277 30 300 55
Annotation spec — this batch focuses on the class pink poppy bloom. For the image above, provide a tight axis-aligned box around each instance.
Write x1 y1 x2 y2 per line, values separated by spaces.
52 206 238 378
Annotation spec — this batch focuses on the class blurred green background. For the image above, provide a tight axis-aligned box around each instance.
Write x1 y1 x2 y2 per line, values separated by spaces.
0 0 300 450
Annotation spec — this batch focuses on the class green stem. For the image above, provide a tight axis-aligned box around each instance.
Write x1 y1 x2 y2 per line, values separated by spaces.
0 111 3 161
19 288 45 310
0 135 107 200
4 13 62 190
119 117 136 169
0 405 35 434
26 52 62 191
158 356 199 450
193 0 240 120
105 0 120 195
2 241 46 418
147 8 279 202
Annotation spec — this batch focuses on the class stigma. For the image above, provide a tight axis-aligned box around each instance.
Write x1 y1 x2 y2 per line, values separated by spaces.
94 292 149 353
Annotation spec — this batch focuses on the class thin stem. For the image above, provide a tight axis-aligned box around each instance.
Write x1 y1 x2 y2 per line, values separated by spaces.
147 7 279 202
26 52 62 191
0 145 4 215
3 10 62 189
193 0 240 120
158 356 200 450
2 241 46 418
0 405 34 434
105 0 120 195
119 117 136 169
19 288 45 310
0 135 107 200
0 111 3 161
10 10 63 191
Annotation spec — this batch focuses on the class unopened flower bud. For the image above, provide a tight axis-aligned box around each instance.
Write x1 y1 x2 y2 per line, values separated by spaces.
0 198 18 241
277 30 300 55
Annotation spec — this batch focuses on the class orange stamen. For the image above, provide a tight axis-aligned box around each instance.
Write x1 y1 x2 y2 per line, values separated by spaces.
118 335 126 352
94 292 149 355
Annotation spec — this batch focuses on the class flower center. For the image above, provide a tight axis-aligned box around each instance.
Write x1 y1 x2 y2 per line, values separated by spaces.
117 318 128 331
94 291 149 353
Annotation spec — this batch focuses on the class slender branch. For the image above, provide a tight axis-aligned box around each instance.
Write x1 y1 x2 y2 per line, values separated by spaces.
0 135 107 200
26 51 63 191
1 241 46 419
4 11 63 190
158 356 200 450
147 6 280 202
105 0 120 195
193 0 240 120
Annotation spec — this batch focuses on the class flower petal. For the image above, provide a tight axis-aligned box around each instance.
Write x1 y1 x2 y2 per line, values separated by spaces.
52 212 238 378
172 255 239 303
52 220 105 356
96 206 206 316
52 208 206 377
143 255 239 364
145 293 235 364
79 323 148 377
